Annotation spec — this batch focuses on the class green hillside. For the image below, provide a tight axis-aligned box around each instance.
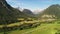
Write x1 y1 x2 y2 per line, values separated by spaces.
38 4 60 19
0 0 18 24
0 0 36 24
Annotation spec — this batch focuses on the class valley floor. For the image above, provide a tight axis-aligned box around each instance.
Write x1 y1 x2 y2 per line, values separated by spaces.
0 23 60 34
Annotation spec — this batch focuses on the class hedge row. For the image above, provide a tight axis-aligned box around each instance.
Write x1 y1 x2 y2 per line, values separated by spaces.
0 22 41 32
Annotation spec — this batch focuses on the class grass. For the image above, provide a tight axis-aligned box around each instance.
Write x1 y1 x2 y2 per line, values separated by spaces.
5 23 60 34
0 20 41 27
0 32 3 34
26 24 60 34
0 20 60 34
27 24 58 34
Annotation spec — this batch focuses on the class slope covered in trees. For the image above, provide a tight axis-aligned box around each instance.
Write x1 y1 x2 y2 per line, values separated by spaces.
0 0 36 24
39 4 60 19
0 0 19 24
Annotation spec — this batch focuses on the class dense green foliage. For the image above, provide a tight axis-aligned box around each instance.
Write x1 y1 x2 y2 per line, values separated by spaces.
38 4 60 19
0 0 35 24
0 0 18 24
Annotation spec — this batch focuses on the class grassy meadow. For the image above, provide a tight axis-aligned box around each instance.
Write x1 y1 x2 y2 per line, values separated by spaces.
0 20 60 34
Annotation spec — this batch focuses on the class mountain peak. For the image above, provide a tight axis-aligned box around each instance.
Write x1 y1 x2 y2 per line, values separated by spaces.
49 4 60 8
23 9 33 14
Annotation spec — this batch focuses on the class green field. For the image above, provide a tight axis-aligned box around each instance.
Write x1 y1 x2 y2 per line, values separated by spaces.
0 23 60 34
0 20 60 34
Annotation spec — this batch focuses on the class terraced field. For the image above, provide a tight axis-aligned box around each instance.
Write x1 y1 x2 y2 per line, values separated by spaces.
26 24 60 34
0 20 60 34
0 23 59 34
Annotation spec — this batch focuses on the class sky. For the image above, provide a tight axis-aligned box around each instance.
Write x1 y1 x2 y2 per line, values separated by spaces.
6 0 60 11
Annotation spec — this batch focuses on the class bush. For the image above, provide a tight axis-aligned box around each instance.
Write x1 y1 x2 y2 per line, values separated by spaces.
0 22 41 31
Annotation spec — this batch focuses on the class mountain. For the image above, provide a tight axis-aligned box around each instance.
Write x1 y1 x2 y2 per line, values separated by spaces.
33 9 43 14
22 9 35 18
0 0 36 25
39 4 60 19
33 10 39 14
0 0 21 24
